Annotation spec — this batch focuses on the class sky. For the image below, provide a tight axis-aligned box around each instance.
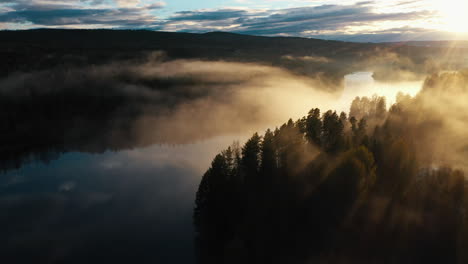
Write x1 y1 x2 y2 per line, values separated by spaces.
1 0 468 42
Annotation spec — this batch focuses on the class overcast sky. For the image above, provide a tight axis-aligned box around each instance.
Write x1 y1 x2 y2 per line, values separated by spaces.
1 0 467 42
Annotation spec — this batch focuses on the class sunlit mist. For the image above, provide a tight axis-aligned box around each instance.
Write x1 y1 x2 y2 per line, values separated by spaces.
336 72 422 113
2 26 468 264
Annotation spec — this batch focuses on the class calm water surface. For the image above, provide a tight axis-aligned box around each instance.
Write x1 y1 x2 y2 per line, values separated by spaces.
0 72 422 263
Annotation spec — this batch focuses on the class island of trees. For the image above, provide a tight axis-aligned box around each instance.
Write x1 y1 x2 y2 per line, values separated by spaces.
194 71 468 264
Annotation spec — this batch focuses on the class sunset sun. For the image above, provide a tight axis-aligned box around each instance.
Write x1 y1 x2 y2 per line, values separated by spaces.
3 0 468 263
431 0 468 33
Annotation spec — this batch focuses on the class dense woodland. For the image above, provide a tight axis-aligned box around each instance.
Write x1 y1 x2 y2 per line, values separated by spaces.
194 71 468 264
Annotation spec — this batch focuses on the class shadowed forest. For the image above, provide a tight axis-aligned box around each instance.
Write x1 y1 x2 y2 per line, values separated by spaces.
195 71 468 264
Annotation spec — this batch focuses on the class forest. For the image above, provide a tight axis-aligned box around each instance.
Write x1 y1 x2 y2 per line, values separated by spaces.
1 30 468 264
194 71 468 264
1 30 467 173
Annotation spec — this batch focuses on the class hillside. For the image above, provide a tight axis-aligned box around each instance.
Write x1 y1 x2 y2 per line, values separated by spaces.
1 29 467 86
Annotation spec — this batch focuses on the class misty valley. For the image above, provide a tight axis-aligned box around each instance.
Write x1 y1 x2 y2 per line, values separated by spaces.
1 30 468 264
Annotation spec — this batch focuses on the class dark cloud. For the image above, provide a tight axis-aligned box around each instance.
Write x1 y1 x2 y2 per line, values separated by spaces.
0 0 164 27
0 8 155 26
164 3 435 39
0 0 108 9
170 9 251 21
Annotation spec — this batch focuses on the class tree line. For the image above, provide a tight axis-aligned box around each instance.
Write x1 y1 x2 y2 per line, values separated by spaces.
194 93 468 264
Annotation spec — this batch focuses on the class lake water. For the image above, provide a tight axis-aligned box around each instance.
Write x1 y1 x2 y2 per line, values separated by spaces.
0 72 423 263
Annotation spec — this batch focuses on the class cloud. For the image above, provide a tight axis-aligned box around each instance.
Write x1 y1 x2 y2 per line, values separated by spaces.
160 3 435 39
170 9 252 22
114 0 140 8
0 8 151 27
0 1 462 41
0 0 164 27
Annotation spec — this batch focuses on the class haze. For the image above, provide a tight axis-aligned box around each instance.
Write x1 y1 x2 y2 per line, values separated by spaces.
2 1 468 264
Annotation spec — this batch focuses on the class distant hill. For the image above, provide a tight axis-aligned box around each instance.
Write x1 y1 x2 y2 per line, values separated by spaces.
1 29 467 85
386 41 468 49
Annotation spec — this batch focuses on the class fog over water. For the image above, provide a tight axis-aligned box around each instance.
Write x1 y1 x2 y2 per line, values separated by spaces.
336 72 422 113
0 71 423 263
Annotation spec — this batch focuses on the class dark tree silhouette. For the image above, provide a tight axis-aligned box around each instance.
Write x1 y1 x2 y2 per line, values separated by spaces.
322 110 344 153
194 88 468 264
305 108 322 147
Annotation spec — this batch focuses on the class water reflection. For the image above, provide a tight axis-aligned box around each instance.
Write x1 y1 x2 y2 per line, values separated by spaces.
0 70 424 263
1 136 245 263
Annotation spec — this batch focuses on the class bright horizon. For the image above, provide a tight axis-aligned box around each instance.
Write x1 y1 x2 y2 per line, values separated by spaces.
1 0 468 42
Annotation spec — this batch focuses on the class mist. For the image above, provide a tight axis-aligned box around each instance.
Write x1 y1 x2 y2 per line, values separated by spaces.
194 68 468 264
3 29 468 264
402 70 468 171
0 54 352 171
